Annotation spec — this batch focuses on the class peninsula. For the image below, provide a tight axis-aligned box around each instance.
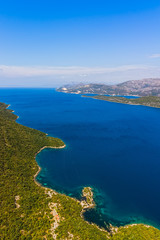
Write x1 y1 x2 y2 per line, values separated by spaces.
0 102 160 239
83 95 160 108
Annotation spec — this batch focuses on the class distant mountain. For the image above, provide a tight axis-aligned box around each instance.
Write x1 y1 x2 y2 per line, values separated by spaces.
57 78 160 96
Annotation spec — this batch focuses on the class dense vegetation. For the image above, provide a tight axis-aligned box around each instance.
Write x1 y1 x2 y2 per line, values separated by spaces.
83 95 160 108
0 102 160 239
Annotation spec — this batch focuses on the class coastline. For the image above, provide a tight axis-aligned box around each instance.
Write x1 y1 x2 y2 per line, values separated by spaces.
82 95 160 109
35 144 66 156
6 103 20 119
33 132 159 233
34 143 94 207
34 144 66 188
34 145 104 228
33 144 104 233
6 104 11 109
7 101 160 231
34 146 157 233
1 100 160 238
59 91 160 109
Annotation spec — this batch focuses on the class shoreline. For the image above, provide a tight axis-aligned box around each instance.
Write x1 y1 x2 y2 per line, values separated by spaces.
34 147 158 233
34 146 106 230
8 102 159 235
6 104 11 109
4 101 158 232
83 95 160 109
59 90 160 109
35 144 66 156
33 144 102 230
33 144 159 232
6 104 20 119
2 100 160 238
34 144 66 188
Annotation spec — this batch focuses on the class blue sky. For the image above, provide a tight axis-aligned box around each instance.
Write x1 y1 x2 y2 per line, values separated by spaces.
0 0 160 87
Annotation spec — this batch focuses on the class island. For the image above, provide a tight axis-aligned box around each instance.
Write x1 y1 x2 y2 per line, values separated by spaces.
0 102 160 239
83 95 160 108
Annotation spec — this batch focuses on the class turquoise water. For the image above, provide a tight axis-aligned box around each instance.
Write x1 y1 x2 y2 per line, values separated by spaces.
0 88 160 228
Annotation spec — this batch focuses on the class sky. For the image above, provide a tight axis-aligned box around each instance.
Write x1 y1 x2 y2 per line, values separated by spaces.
0 0 160 87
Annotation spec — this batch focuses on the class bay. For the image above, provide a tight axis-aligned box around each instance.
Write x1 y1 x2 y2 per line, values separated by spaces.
0 88 160 228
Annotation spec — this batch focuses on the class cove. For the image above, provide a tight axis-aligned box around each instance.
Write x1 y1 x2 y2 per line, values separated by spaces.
0 88 160 229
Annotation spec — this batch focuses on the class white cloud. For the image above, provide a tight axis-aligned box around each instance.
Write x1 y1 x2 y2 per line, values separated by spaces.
0 64 150 77
149 54 160 59
0 64 160 87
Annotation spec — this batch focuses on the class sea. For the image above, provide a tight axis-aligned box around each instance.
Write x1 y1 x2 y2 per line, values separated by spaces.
0 88 160 229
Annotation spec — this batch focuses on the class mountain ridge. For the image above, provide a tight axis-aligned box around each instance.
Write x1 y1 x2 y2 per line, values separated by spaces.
57 78 160 96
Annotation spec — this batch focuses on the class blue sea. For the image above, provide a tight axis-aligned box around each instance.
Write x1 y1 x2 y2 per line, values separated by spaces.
0 88 160 229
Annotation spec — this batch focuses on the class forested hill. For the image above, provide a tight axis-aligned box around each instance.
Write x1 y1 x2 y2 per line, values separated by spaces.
57 78 160 96
1 102 160 239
